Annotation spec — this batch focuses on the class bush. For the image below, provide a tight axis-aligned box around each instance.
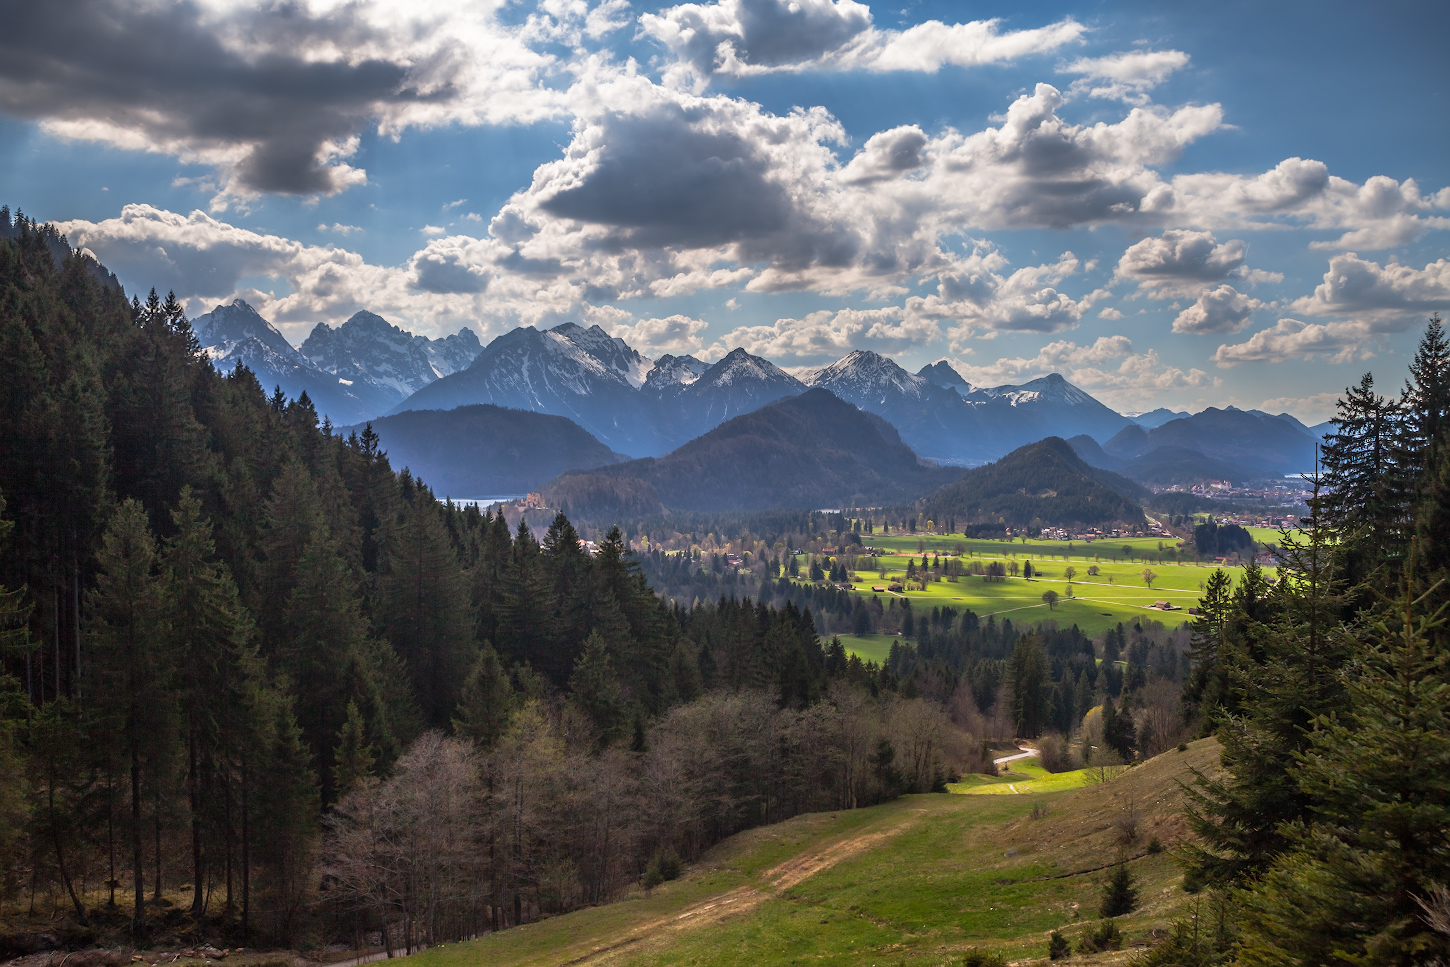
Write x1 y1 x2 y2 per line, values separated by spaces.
1147 836 1163 854
1037 731 1079 773
1100 862 1139 918
1077 919 1124 953
961 951 1007 967
1177 742 1189 752
1048 930 1071 959
641 846 682 889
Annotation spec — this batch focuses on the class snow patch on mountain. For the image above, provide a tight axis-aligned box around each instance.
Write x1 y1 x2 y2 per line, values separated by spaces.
552 323 654 388
645 354 710 390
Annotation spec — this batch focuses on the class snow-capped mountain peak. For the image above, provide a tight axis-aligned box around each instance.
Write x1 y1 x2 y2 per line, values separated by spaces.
983 372 1097 407
193 299 302 363
808 350 933 403
916 360 976 395
551 322 653 388
644 354 710 391
702 347 799 388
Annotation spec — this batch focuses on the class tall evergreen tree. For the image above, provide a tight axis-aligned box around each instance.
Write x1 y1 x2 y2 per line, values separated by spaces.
1233 558 1450 966
162 486 253 918
452 644 515 750
88 500 172 937
375 493 474 728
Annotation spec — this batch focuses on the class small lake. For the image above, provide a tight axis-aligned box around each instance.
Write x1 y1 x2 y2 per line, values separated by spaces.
442 496 524 508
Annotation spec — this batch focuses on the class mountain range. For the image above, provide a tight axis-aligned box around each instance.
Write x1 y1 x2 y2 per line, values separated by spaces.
188 300 1331 498
191 300 482 426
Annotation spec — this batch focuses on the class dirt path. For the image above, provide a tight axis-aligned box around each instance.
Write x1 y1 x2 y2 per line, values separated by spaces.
560 812 922 966
992 747 1040 767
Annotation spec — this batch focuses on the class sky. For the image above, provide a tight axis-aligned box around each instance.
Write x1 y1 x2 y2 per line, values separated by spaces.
1 0 1447 420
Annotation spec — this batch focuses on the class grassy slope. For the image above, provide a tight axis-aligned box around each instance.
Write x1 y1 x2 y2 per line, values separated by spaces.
815 534 1275 638
408 739 1223 967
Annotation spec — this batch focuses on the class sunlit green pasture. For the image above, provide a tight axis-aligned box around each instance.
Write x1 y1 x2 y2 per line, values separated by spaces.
948 759 1098 796
799 533 1275 637
831 633 897 664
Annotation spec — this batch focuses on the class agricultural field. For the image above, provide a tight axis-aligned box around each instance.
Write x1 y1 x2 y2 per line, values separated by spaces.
799 533 1275 640
403 738 1223 966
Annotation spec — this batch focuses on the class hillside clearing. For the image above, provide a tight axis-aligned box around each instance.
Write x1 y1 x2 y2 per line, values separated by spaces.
405 738 1223 967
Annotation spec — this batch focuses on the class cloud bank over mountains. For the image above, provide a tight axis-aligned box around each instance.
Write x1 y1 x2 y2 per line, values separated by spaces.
6 0 1448 421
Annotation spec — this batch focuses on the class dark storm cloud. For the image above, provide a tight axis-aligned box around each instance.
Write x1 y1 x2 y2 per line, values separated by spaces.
538 107 793 248
0 0 453 194
644 0 872 78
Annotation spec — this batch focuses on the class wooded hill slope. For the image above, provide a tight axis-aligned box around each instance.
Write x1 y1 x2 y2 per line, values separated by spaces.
545 388 963 517
919 436 1147 529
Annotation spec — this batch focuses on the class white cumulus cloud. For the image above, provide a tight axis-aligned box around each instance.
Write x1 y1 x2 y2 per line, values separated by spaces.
639 0 1085 90
1172 284 1264 334
1062 49 1190 103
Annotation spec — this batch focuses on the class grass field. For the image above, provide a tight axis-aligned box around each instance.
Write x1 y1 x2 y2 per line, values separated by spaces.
832 633 897 664
948 759 1101 796
800 533 1276 637
403 738 1223 966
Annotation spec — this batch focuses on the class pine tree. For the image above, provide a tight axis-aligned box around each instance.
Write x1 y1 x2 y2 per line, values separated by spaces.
87 500 172 937
452 644 515 750
1233 556 1450 965
1100 862 1139 918
331 701 375 798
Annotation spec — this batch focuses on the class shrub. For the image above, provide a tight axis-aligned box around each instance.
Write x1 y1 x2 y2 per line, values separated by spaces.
1147 836 1163 854
1030 801 1051 821
1048 930 1071 959
1077 919 1124 953
1177 742 1189 752
961 951 1007 967
1100 862 1139 918
641 846 682 889
1037 731 1079 773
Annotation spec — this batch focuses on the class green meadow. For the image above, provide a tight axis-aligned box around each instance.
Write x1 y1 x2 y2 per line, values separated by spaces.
801 533 1275 640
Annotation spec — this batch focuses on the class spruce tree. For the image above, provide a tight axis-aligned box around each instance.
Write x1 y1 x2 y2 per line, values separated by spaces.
1100 862 1139 918
375 494 474 728
1183 568 1233 725
88 500 172 937
570 632 627 747
331 701 375 798
1234 556 1450 965
452 644 515 750
162 486 253 918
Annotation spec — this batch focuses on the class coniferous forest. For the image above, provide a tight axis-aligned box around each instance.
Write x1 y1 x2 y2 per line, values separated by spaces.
2 214 1449 965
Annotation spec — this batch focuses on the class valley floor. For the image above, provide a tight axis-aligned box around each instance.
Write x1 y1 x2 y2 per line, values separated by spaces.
806 534 1274 638
405 739 1222 966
